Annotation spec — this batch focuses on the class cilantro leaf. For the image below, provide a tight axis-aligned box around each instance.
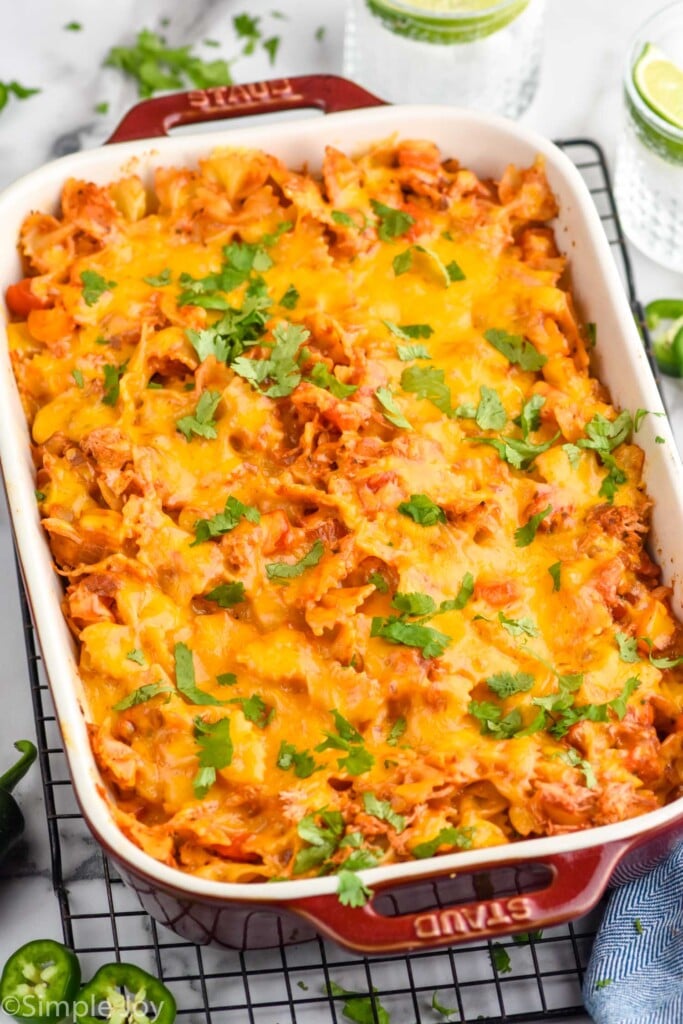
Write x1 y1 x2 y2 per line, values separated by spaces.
412 826 474 859
392 592 437 616
362 792 406 833
265 539 324 580
608 676 640 720
514 504 552 547
192 495 260 545
444 572 475 611
368 571 389 593
386 718 407 746
394 250 411 276
563 443 582 468
432 991 458 1019
293 809 345 875
517 394 546 437
263 36 280 64
102 363 126 406
548 562 562 591
615 632 640 664
473 432 559 470
174 642 227 706
370 199 415 241
397 343 431 361
204 582 246 608
0 81 40 114
394 322 434 339
105 30 233 98
498 611 540 638
475 385 507 431
81 269 117 306
400 365 453 417
331 209 356 228
143 268 171 287
556 748 597 789
315 710 375 776
486 672 535 698
232 321 310 398
578 411 633 455
279 284 299 310
446 259 466 282
398 493 447 526
65 21 82 30
371 617 451 658
337 869 373 908
595 979 613 990
72 369 84 389
276 740 320 779
126 649 146 665
468 701 523 739
307 362 358 399
193 716 233 797
176 389 222 441
229 693 273 729
112 683 172 711
484 328 547 371
216 673 237 687
328 982 390 1024
490 943 512 974
649 651 683 669
375 386 412 429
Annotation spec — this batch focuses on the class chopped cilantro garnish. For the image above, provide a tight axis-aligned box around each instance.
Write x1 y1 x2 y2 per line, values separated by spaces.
64 21 82 30
475 385 507 431
113 683 172 711
331 209 356 228
486 672 534 698
368 571 389 593
517 394 546 437
279 284 299 309
563 443 582 468
371 617 451 659
328 982 390 1024
362 792 406 833
315 709 375 776
81 270 117 306
392 248 413 275
634 918 644 935
398 493 446 526
490 943 512 974
102 363 126 406
192 495 260 545
498 611 540 638
595 979 613 990
265 539 324 580
71 369 84 389
229 693 273 729
473 432 559 470
468 701 523 739
294 808 345 875
144 268 171 287
125 649 146 665
484 328 547 371
656 435 665 444
375 386 412 430
262 36 280 64
216 673 237 687
431 991 458 1019
634 408 649 431
174 642 227 706
586 323 597 348
193 716 233 798
337 869 374 908
34 490 46 502
386 717 407 746
400 365 453 417
548 562 562 591
514 504 552 547
556 748 597 789
307 362 358 399
203 582 246 608
315 25 326 42
277 740 321 778
232 321 310 398
615 632 640 663
0 81 40 114
370 199 415 241
176 389 221 441
396 343 431 361
105 29 233 97
412 826 474 859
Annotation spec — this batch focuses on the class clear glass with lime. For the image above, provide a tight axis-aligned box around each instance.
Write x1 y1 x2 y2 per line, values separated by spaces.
615 2 683 271
343 0 546 116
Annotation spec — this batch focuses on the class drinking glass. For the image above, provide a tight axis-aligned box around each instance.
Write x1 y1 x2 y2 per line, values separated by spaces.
343 0 546 117
614 3 683 272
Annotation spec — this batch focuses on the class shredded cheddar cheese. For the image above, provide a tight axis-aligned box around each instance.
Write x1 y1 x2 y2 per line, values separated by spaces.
6 138 683 888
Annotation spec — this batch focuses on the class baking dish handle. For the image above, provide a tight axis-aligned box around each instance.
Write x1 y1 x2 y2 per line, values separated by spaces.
285 843 629 953
107 74 386 144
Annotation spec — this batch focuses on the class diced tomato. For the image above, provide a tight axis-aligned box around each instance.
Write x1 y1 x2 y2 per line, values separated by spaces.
5 278 49 317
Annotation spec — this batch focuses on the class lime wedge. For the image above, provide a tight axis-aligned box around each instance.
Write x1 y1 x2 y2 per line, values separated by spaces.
633 42 683 129
366 0 529 43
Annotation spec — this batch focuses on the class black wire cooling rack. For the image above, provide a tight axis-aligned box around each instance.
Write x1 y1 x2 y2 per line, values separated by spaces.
17 139 653 1024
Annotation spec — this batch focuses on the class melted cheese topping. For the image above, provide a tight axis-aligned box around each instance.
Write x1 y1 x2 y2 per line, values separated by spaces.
7 139 683 885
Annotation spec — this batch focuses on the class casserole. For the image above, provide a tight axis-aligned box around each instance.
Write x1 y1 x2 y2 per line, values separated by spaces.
1 75 682 952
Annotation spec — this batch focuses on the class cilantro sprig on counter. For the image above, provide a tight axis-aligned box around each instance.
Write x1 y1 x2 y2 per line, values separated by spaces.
105 29 233 97
0 80 40 116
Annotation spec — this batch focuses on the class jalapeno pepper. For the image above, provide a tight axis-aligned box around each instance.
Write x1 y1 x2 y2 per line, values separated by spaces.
0 740 37 864
0 939 80 1024
645 299 683 378
76 964 176 1024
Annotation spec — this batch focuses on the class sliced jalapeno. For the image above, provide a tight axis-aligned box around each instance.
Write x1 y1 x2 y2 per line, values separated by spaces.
645 298 683 377
0 939 80 1024
76 964 176 1024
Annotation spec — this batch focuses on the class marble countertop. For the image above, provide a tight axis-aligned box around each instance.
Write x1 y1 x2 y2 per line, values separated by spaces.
0 1 681 1021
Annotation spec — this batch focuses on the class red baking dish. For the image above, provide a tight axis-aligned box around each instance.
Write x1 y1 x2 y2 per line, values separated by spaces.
1 75 682 953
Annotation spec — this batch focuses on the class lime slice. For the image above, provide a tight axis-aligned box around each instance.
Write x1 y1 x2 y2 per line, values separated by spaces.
365 0 530 44
633 42 683 129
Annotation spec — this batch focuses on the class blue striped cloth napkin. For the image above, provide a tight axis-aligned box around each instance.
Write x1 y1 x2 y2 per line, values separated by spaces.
583 839 683 1023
